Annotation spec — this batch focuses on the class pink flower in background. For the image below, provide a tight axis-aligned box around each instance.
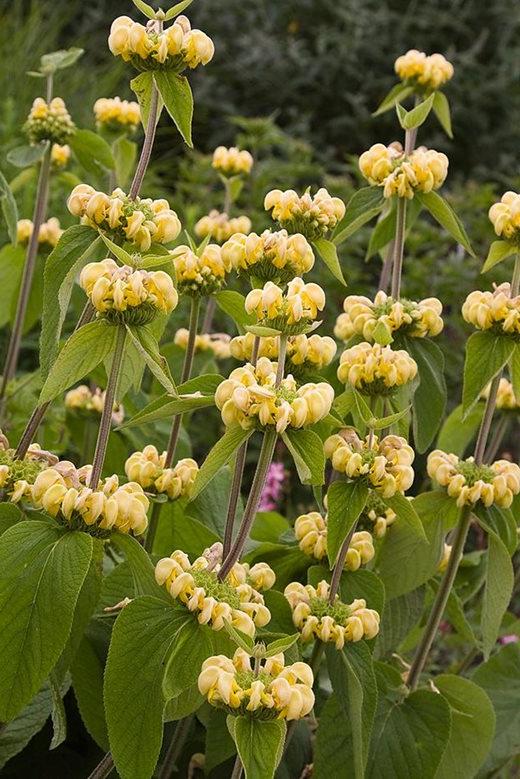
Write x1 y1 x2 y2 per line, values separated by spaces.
500 634 519 645
259 461 285 511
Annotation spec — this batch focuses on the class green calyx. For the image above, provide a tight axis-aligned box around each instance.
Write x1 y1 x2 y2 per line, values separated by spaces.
309 595 351 625
0 450 44 486
276 216 328 242
192 569 241 609
101 302 159 326
456 460 495 486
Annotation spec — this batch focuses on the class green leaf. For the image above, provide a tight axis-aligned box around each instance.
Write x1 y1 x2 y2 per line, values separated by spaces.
120 392 214 429
131 72 160 129
191 426 255 500
0 681 54 769
473 644 520 774
376 587 425 657
164 684 203 722
163 619 214 699
40 226 102 378
481 240 517 273
480 529 514 658
223 621 256 653
373 83 414 116
333 187 385 245
7 143 48 168
435 675 495 779
432 91 453 138
113 136 138 189
415 190 474 256
70 129 115 177
71 637 109 751
205 709 237 772
462 331 515 415
0 523 93 721
40 47 83 73
264 633 300 656
49 672 67 750
154 71 194 147
367 689 451 779
228 716 286 779
0 245 24 327
366 206 396 260
475 504 518 555
164 0 194 20
401 336 446 452
131 0 156 17
326 480 369 566
281 428 325 486
326 642 378 777
39 320 118 403
437 402 483 457
245 324 282 337
397 92 435 130
111 532 169 601
312 238 346 285
214 290 255 331
125 324 176 394
308 565 385 617
383 492 425 538
0 169 19 245
98 231 134 265
510 344 520 401
104 596 191 779
0 503 24 536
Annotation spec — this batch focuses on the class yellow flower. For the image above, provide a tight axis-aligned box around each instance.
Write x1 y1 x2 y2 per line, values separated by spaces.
215 357 334 432
294 511 375 570
337 342 417 394
359 143 448 199
212 146 253 176
79 259 178 322
174 328 212 353
125 445 198 501
229 332 336 375
16 217 63 249
109 15 214 71
222 229 314 282
325 429 415 497
51 144 71 169
171 243 231 297
488 191 520 240
335 290 443 342
427 450 520 509
65 385 124 425
67 185 181 250
24 97 75 145
94 97 140 132
155 543 274 636
195 210 252 244
264 187 345 240
394 49 454 91
462 284 520 335
482 378 519 411
364 493 397 538
245 278 325 332
198 647 314 720
284 580 380 649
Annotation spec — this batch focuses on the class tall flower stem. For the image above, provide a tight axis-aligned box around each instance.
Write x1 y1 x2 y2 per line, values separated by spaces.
129 75 160 200
88 326 126 487
406 506 472 691
145 297 200 553
390 196 407 300
474 374 501 466
230 755 243 779
222 336 260 557
157 714 194 779
0 143 52 416
86 751 114 779
484 415 509 463
328 523 358 604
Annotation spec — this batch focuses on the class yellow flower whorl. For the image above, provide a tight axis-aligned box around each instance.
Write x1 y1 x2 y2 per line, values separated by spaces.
125 445 198 500
16 217 63 249
427 450 520 509
171 243 231 297
359 143 448 199
245 278 325 333
94 97 141 132
212 146 253 176
394 49 454 91
462 284 520 335
482 378 519 411
51 144 71 169
65 385 124 425
230 332 336 375
488 191 520 241
264 187 345 240
24 97 75 145
294 511 375 570
337 342 417 394
222 229 314 282
195 210 252 244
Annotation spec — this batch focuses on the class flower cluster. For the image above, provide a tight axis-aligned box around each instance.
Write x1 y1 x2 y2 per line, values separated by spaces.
264 188 345 241
155 545 275 637
124 445 198 500
325 429 415 497
488 191 520 241
12 463 149 535
427 450 520 508
195 210 252 244
245 278 325 333
361 493 397 538
334 290 443 343
171 243 231 296
359 143 449 199
284 580 380 648
0 435 56 502
215 357 334 432
337 342 417 394
108 15 214 71
198 648 314 720
65 385 124 425
51 144 71 169
230 332 336 375
212 146 253 176
462 283 520 335
24 97 75 145
394 49 454 91
67 185 181 251
174 328 231 360
79 259 178 323
294 511 375 571
94 97 140 132
17 217 63 249
222 229 315 283
482 378 519 411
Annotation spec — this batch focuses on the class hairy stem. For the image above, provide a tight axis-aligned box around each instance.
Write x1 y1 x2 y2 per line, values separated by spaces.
484 414 509 463
328 523 358 604
474 374 500 466
378 238 395 293
0 144 52 415
129 80 160 200
86 752 114 779
230 755 243 779
390 196 407 300
201 296 216 333
157 714 194 779
406 506 472 691
89 326 126 486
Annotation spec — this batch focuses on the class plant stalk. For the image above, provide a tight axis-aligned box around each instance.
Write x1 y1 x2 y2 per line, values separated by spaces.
484 414 509 463
390 196 407 300
157 714 194 779
474 374 500 466
129 79 160 200
88 326 126 486
230 755 243 779
86 752 114 779
0 143 52 416
328 523 358 604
